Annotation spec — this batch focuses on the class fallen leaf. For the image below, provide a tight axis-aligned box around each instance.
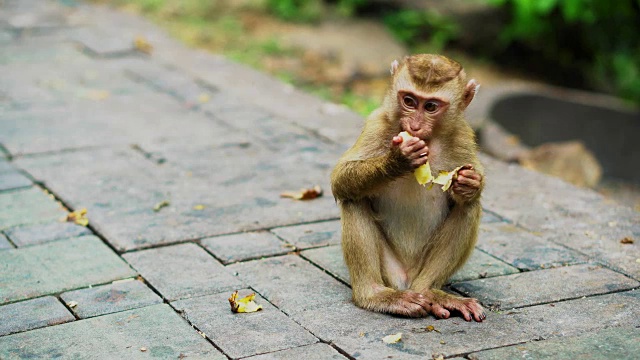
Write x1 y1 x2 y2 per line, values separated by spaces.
620 237 634 244
280 185 323 200
197 93 210 103
153 200 170 212
84 89 110 101
140 347 147 352
439 340 446 345
426 325 440 333
433 354 445 360
228 291 263 313
193 204 205 210
134 36 153 54
382 332 402 344
67 301 78 309
65 208 89 226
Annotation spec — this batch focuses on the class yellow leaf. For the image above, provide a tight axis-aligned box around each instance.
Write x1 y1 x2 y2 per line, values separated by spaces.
193 204 205 210
382 332 402 344
67 301 78 309
398 132 433 185
134 36 153 54
228 291 263 313
197 93 210 103
153 200 170 212
432 166 463 191
84 89 110 101
65 208 89 226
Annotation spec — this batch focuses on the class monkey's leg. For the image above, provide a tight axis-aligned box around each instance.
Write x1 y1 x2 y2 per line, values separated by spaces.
341 200 432 317
410 202 486 322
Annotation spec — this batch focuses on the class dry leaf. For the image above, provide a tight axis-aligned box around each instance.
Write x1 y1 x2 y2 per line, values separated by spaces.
382 333 402 344
280 185 323 200
426 325 440 333
197 93 210 103
621 237 634 244
153 200 170 212
193 204 205 210
65 208 89 226
399 132 433 185
439 340 446 345
134 36 153 54
84 89 110 101
140 347 147 352
228 291 263 313
67 301 78 309
432 166 464 191
397 132 465 190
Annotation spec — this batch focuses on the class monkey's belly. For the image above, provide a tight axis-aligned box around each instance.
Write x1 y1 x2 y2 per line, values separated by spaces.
373 176 449 286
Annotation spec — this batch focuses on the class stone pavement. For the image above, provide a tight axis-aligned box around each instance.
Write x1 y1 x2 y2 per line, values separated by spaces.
0 1 638 359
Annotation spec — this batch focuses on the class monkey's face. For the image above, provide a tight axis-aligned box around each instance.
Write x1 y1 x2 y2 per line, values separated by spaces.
396 89 449 140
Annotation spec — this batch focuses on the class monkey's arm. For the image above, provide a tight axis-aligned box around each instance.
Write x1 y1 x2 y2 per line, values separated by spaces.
331 152 408 201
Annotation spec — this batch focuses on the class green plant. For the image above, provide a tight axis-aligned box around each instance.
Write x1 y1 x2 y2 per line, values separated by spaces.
266 0 324 23
384 10 459 51
487 0 640 103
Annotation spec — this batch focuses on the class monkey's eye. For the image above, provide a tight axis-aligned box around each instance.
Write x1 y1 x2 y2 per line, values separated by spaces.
402 96 417 109
424 101 439 113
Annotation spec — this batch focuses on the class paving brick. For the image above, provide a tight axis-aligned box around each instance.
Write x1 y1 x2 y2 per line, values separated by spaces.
228 255 352 317
72 27 134 56
301 245 350 284
448 249 519 283
453 264 640 309
470 326 639 360
298 290 640 359
476 223 587 270
481 155 634 232
17 146 340 251
544 222 640 281
4 221 91 247
172 290 318 359
201 231 290 264
0 160 14 173
480 210 504 224
0 296 74 336
122 243 242 301
0 304 223 359
0 233 13 250
0 235 136 304
60 279 162 319
0 171 32 191
0 187 66 230
246 343 348 360
271 220 341 249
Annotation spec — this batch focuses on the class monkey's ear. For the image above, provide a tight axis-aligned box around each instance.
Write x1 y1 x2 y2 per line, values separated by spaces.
390 60 399 75
463 79 479 108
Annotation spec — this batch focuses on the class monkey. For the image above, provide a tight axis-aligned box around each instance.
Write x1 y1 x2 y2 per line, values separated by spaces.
330 54 485 322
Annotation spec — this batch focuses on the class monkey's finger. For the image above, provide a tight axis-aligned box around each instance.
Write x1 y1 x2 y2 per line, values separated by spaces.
455 175 481 189
392 136 403 146
458 170 482 182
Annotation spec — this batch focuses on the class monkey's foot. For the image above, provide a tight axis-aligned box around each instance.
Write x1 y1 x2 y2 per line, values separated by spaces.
357 287 434 318
422 289 486 322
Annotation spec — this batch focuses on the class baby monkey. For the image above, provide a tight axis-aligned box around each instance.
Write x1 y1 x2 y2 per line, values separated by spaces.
331 54 485 321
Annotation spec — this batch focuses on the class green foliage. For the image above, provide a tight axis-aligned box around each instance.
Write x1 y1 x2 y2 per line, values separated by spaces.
266 0 324 23
384 10 459 51
488 0 640 103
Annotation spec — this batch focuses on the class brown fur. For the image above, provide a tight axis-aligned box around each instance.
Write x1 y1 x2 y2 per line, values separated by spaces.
331 54 486 321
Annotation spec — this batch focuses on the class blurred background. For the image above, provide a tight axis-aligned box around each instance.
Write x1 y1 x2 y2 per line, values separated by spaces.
90 0 639 208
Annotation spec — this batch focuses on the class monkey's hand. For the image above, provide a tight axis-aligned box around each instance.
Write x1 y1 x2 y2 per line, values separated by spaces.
451 164 483 202
391 135 429 169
